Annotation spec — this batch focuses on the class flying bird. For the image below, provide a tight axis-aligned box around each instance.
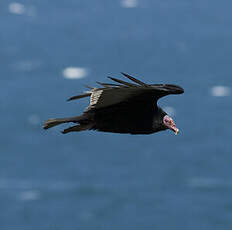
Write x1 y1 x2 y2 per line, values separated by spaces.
43 73 184 135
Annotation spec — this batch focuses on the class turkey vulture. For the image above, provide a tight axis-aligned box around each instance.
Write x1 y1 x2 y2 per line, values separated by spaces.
43 73 184 135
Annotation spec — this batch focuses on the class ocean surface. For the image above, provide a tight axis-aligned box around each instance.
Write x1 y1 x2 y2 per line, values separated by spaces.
1 0 232 229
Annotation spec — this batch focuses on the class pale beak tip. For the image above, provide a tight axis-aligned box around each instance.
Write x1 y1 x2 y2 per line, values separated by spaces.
175 128 179 135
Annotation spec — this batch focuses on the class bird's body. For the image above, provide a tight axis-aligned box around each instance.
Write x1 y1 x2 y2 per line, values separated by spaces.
44 73 184 135
87 104 166 134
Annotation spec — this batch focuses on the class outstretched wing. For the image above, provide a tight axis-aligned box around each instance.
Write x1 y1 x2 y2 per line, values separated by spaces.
67 73 184 110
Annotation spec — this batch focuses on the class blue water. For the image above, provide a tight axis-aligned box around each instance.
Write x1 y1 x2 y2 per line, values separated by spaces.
1 0 232 229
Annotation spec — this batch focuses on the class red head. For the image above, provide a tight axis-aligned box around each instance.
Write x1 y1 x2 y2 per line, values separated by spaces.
163 115 179 135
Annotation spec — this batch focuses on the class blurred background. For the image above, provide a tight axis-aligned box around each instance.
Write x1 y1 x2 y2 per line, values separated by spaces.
1 0 232 229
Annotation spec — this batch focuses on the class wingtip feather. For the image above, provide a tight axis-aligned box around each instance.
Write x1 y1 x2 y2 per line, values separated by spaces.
67 93 91 102
120 72 148 87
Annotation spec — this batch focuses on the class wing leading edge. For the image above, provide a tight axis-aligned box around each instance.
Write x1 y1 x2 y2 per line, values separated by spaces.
67 73 184 110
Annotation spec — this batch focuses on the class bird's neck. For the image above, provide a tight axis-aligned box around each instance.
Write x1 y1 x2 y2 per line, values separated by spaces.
152 107 167 132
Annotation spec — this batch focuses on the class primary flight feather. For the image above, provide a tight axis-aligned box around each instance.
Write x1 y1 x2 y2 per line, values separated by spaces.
43 73 184 135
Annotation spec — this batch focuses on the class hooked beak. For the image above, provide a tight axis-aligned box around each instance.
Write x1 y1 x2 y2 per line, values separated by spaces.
169 122 179 135
172 127 179 135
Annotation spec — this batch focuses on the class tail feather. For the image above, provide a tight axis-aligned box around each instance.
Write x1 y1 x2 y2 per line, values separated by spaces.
43 118 68 129
43 115 86 130
62 124 92 134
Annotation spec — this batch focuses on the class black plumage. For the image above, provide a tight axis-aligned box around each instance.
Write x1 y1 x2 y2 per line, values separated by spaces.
43 73 184 135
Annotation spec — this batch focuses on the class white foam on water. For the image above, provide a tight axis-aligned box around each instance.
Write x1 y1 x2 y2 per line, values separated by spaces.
28 114 41 126
9 2 26 15
121 0 138 8
210 86 230 97
63 67 88 79
163 106 176 116
9 2 36 17
19 190 40 201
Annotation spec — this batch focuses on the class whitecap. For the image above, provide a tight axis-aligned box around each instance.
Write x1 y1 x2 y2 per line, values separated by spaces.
63 67 88 79
9 2 26 15
210 86 230 97
121 0 138 8
9 2 36 17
